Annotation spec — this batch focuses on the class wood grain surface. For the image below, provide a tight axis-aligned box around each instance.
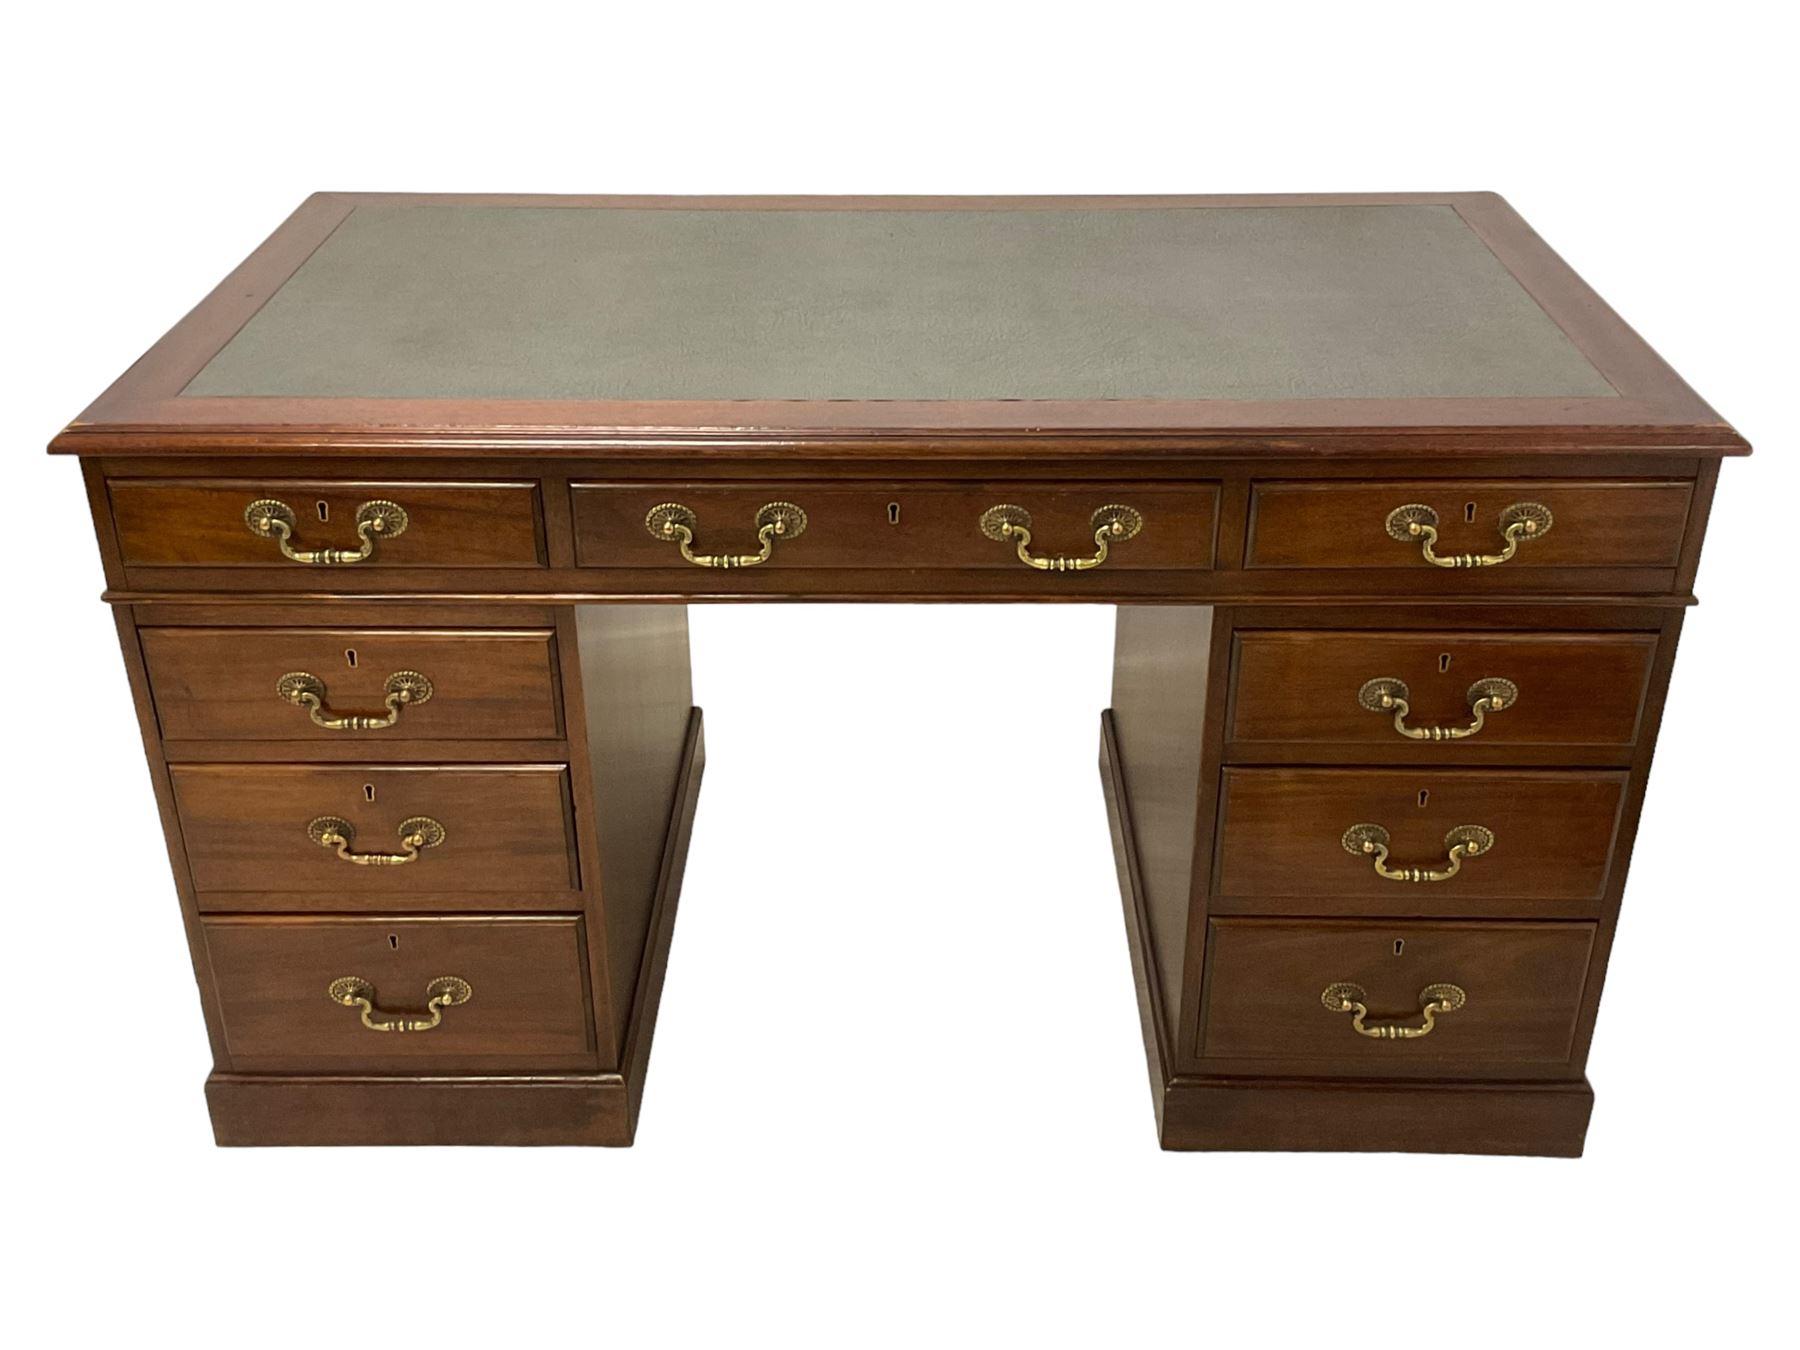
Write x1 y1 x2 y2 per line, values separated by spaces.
1214 767 1626 913
108 478 545 567
1200 918 1595 1066
1227 629 1657 751
170 762 579 895
141 626 562 741
202 914 596 1072
1245 479 1693 569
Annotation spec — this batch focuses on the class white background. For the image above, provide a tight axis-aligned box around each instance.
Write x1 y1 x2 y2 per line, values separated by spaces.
6 2 1794 1343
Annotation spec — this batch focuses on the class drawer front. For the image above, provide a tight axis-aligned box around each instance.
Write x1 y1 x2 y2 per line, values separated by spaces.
108 479 545 567
170 764 578 895
142 627 562 742
203 915 594 1072
1215 768 1625 913
1246 480 1692 570
1200 919 1595 1066
571 482 1219 570
1228 630 1657 751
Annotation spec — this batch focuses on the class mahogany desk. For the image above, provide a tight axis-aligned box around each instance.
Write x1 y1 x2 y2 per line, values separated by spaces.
53 193 1748 1153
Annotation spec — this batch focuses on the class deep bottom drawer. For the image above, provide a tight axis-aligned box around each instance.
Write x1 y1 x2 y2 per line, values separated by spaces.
1200 918 1595 1071
204 915 596 1072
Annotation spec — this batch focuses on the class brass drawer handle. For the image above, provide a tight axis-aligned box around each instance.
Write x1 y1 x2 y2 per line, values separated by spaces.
645 501 807 568
1342 823 1494 882
277 670 434 730
244 498 409 564
1385 501 1552 568
979 503 1143 572
1358 676 1517 741
307 814 445 866
1321 981 1466 1039
328 975 472 1033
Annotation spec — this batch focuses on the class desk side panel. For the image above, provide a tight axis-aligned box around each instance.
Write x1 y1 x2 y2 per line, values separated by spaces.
1109 608 1215 1035
571 605 695 1050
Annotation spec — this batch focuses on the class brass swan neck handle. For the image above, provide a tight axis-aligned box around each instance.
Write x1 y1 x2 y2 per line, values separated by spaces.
1321 982 1466 1039
308 815 446 866
328 976 472 1032
278 670 434 730
979 503 1143 572
1358 676 1517 741
1342 823 1494 883
645 501 807 568
245 499 408 564
1385 501 1552 568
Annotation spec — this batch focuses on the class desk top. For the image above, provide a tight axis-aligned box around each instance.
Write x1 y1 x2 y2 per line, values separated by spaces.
54 193 1746 457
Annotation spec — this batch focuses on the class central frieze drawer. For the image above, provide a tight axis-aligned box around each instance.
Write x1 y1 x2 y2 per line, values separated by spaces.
203 915 595 1073
141 627 563 742
169 764 578 894
1245 479 1692 570
107 478 546 568
570 482 1219 570
1213 767 1626 915
1200 918 1595 1067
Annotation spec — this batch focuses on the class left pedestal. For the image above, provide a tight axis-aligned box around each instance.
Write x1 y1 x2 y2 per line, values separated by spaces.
111 598 701 1146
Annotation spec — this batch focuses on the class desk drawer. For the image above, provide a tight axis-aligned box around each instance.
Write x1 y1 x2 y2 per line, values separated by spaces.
203 915 595 1072
1200 918 1595 1066
108 479 545 567
169 764 578 895
141 627 563 742
1228 630 1657 751
570 482 1218 571
1214 767 1624 914
1246 480 1691 570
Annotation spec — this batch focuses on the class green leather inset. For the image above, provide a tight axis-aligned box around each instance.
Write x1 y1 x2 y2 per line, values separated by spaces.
183 204 1616 403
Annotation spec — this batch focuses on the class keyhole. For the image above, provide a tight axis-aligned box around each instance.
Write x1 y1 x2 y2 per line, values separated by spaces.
1439 653 1452 674
1394 938 1406 956
316 500 331 523
1464 501 1478 523
363 783 376 803
388 933 399 950
1418 789 1430 808
345 648 358 668
887 502 901 526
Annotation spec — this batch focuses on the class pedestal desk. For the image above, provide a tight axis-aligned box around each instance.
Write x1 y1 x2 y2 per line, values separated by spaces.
53 193 1748 1153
